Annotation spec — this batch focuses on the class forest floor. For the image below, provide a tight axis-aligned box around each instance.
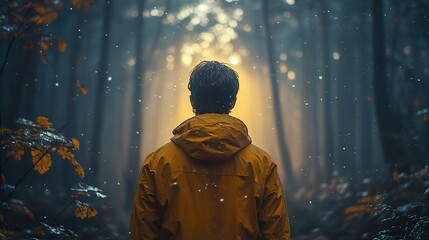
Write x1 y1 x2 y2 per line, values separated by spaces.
1 165 428 239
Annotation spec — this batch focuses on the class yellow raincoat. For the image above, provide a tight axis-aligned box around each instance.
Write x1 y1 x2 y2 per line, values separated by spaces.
129 114 290 239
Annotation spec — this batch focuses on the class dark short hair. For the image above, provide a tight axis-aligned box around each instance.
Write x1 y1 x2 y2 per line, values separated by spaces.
188 61 239 114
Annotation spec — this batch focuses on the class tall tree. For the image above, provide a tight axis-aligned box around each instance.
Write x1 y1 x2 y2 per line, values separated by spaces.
372 0 407 172
124 0 147 199
90 0 114 184
261 0 295 188
320 0 335 182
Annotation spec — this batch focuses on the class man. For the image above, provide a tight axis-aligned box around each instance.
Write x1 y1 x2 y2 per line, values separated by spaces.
129 60 290 239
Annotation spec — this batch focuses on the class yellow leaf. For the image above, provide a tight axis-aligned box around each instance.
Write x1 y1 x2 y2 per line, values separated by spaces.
32 11 58 24
38 50 47 64
71 138 80 150
57 40 67 52
31 150 52 174
32 3 47 14
75 205 97 219
0 128 13 135
71 159 85 179
76 80 88 95
39 40 50 51
344 205 373 214
36 116 53 129
71 0 97 11
9 204 34 219
57 146 75 160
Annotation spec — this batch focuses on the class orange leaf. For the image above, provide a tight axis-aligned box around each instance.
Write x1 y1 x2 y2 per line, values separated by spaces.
0 128 13 135
32 3 48 15
57 40 67 52
9 204 34 219
57 146 75 160
71 159 85 179
39 40 50 51
76 80 88 95
71 138 80 150
38 50 47 64
75 205 97 219
71 0 97 11
7 144 25 161
31 150 52 174
32 11 58 24
36 116 53 129
344 205 373 214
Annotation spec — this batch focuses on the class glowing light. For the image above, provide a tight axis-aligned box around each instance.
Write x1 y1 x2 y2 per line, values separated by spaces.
150 9 159 16
280 53 287 61
166 62 174 70
228 54 241 65
166 55 174 62
332 51 340 60
243 24 252 32
295 51 303 58
287 71 296 80
280 64 288 73
128 58 136 66
403 46 411 56
285 0 295 5
181 54 192 66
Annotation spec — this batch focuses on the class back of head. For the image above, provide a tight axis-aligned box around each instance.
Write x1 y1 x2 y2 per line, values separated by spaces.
188 61 239 114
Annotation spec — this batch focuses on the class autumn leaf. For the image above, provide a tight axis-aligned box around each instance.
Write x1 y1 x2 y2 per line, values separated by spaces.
55 2 64 10
74 205 97 219
36 116 53 129
38 50 47 64
39 40 50 51
31 150 52 174
7 144 25 161
32 3 48 15
0 128 13 135
9 204 35 219
57 40 67 52
71 159 85 179
71 138 80 150
31 11 58 24
71 0 97 11
76 80 88 95
58 146 75 161
8 12 24 23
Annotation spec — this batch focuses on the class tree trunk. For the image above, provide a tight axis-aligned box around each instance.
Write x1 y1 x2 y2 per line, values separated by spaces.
372 0 407 172
124 0 147 200
90 0 113 184
320 0 335 182
261 0 295 188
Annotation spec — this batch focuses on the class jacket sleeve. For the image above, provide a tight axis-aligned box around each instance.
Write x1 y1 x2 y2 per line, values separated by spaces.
258 163 291 240
129 155 161 240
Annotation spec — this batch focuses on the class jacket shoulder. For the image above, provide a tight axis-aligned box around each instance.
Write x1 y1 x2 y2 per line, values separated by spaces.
143 142 187 169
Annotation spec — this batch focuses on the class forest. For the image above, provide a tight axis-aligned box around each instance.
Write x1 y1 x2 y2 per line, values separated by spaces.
0 0 428 239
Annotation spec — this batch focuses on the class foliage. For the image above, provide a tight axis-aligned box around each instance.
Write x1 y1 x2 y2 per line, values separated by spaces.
0 117 109 239
289 166 429 239
1 116 84 178
0 0 98 71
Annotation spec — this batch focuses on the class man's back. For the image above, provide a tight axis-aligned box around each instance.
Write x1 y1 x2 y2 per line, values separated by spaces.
129 114 290 239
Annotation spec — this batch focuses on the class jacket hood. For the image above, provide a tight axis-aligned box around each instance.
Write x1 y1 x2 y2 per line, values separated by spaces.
171 114 252 162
